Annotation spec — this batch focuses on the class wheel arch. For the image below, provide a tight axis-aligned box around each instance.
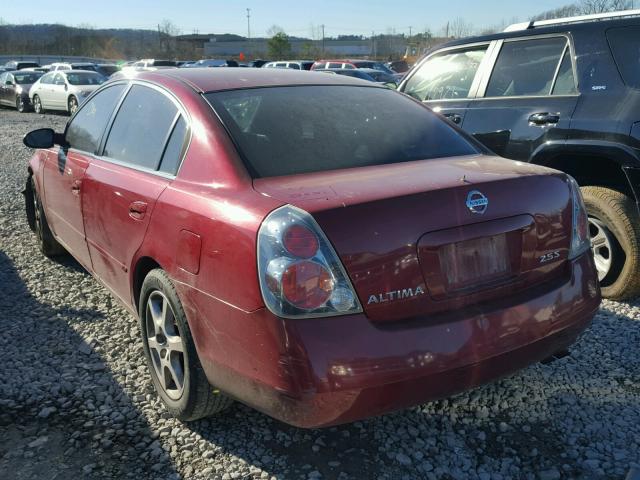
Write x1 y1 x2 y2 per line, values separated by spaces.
530 140 640 211
132 256 163 312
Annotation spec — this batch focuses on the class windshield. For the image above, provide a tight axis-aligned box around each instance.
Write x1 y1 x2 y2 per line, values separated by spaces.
354 61 394 73
97 65 120 75
66 72 106 85
14 72 43 84
72 64 96 71
206 85 478 178
153 60 176 66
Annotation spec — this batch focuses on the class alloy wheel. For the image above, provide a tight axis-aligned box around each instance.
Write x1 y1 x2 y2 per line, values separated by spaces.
16 96 25 113
33 96 42 114
145 291 185 400
32 179 43 242
68 96 78 115
589 216 614 281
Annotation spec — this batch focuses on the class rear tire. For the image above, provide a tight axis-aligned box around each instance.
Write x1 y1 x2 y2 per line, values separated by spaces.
33 95 43 114
139 269 233 421
581 186 640 300
28 176 65 257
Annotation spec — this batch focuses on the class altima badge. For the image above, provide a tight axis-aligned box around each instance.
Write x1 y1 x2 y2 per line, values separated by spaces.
466 190 488 214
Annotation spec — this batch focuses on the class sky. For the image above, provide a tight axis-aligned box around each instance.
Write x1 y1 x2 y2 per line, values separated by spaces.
1 0 576 37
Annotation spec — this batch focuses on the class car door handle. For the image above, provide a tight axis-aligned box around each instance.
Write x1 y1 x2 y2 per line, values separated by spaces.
71 179 81 196
442 113 462 124
129 201 148 220
529 112 560 125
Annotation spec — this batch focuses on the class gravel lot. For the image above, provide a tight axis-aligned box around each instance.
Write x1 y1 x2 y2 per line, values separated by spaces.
0 108 639 480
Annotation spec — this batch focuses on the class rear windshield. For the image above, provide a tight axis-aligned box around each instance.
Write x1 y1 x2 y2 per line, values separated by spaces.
66 72 106 85
153 60 177 66
205 85 478 178
607 26 640 89
14 72 43 84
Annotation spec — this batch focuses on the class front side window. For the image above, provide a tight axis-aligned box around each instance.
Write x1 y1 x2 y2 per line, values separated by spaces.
206 85 479 178
485 37 568 97
607 26 640 89
53 74 66 85
66 84 126 153
103 85 178 170
403 46 488 101
40 73 54 85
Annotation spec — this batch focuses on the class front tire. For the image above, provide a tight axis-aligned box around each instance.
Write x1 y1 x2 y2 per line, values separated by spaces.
139 269 233 421
68 96 78 115
28 176 65 257
33 95 43 114
16 96 26 113
582 186 640 300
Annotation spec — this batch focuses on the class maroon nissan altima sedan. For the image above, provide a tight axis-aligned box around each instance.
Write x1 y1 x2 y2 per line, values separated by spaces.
22 68 600 428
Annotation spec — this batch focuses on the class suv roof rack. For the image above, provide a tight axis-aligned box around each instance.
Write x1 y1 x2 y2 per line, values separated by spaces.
504 8 640 32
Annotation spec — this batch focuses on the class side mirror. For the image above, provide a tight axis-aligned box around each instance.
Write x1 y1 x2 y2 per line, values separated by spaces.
5 80 12 86
23 128 66 149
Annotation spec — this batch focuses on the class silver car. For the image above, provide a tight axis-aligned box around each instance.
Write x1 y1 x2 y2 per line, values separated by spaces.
29 70 106 115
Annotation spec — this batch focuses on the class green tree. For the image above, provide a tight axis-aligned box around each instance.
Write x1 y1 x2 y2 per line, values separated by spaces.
268 32 291 59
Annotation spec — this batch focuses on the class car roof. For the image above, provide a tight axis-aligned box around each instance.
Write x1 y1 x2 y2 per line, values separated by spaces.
126 67 379 93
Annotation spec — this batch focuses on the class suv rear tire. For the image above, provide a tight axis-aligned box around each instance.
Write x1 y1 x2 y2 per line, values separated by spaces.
581 186 640 300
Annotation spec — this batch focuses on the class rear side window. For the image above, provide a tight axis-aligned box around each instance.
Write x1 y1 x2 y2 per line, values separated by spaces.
313 62 326 69
206 85 479 178
66 84 126 153
552 49 577 95
607 26 640 89
103 85 179 170
403 46 488 101
486 37 568 97
40 73 54 85
159 116 188 175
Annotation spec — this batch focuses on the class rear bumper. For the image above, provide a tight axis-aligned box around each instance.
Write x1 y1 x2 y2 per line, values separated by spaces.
197 253 600 428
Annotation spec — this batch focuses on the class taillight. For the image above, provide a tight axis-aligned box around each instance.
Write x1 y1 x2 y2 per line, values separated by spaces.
568 176 590 260
258 205 362 318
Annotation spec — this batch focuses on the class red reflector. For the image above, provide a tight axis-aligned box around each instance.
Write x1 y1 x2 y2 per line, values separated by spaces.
283 225 319 258
281 261 333 309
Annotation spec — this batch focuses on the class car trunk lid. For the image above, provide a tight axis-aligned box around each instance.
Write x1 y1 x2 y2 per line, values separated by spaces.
253 155 573 322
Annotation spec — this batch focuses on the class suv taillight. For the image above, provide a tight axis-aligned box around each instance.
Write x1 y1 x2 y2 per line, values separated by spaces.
568 176 590 260
257 205 362 318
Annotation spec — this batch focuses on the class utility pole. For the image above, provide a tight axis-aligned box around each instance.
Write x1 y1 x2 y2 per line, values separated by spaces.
408 26 412 38
446 21 450 38
321 24 325 56
372 31 376 58
246 8 251 40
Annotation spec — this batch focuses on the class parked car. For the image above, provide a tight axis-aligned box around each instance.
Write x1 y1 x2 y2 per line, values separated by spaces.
387 60 409 74
184 59 239 68
122 59 177 73
49 62 98 72
94 64 121 78
22 68 599 428
263 60 314 70
4 60 40 71
249 59 270 68
0 70 44 112
316 68 397 87
399 9 640 300
29 70 106 115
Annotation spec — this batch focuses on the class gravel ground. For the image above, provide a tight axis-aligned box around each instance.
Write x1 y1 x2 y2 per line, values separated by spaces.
0 108 639 480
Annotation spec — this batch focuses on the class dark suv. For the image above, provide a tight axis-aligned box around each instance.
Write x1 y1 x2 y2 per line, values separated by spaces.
399 10 640 300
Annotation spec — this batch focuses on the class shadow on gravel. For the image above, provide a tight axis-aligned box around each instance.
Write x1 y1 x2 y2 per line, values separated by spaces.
0 250 178 479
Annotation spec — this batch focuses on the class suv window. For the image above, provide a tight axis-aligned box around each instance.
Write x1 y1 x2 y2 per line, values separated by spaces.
552 48 577 95
103 85 179 170
66 84 127 153
486 37 568 97
206 85 479 178
607 26 640 89
403 46 488 101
